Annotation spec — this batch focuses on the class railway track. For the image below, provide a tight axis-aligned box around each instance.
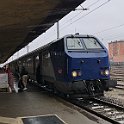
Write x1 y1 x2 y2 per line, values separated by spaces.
32 81 124 124
115 84 124 90
68 96 124 124
110 64 124 82
110 64 124 90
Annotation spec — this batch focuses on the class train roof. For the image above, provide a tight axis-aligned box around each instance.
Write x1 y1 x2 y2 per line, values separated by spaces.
10 34 102 63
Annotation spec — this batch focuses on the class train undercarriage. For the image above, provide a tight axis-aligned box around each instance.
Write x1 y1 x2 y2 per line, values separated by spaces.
35 78 111 98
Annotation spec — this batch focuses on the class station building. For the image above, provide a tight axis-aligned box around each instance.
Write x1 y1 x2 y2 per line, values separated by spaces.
108 41 124 63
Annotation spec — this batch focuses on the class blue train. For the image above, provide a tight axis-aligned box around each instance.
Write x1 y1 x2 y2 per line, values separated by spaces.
10 34 112 97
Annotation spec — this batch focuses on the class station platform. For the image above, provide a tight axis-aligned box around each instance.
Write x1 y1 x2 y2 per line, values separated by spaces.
0 83 111 124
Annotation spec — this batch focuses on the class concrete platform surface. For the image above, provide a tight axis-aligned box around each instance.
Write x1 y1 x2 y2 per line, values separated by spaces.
0 84 111 124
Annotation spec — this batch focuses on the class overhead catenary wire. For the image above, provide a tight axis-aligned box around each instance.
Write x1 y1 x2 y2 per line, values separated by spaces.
60 0 111 32
87 0 101 8
95 23 124 34
60 0 101 29
94 23 124 42
36 0 112 45
39 0 108 41
100 32 124 41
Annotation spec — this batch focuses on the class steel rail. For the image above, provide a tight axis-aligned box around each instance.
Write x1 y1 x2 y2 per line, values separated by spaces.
68 97 124 124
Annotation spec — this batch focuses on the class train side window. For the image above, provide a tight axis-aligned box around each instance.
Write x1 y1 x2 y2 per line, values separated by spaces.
36 56 39 60
42 50 50 59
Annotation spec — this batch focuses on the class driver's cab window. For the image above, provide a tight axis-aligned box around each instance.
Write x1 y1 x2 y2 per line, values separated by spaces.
83 38 102 49
67 38 84 50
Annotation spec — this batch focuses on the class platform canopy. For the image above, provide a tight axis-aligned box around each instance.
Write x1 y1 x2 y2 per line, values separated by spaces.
0 0 85 63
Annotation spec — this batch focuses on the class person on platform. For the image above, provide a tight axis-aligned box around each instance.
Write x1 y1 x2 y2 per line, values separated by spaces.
14 66 20 81
20 66 28 90
4 64 14 93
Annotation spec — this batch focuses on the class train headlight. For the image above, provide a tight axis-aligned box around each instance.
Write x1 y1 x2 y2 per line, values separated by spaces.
101 69 109 76
104 69 109 76
72 71 78 77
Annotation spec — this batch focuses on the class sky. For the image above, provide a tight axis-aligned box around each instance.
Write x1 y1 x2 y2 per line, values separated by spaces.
4 0 124 64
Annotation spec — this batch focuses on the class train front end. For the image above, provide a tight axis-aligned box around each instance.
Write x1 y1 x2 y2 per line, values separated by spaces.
64 34 110 97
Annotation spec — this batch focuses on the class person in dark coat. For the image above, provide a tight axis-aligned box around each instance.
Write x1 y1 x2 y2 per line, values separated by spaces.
14 66 20 81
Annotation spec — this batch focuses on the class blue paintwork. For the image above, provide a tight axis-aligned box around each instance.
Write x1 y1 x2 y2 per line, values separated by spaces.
45 35 110 85
67 55 110 81
63 35 110 83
